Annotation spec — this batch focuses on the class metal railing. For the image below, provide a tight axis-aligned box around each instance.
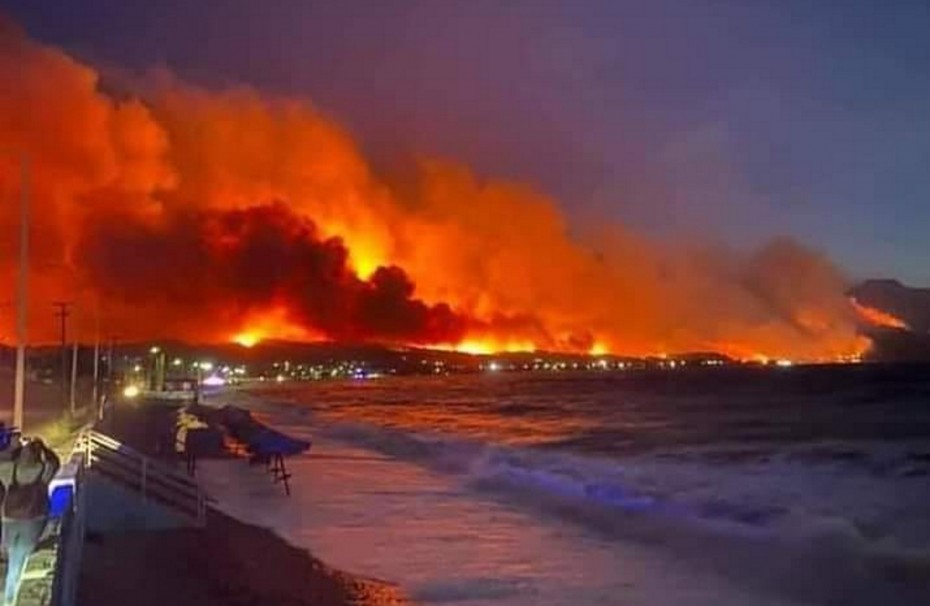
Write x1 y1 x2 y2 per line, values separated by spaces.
37 429 207 606
78 430 207 525
47 450 86 606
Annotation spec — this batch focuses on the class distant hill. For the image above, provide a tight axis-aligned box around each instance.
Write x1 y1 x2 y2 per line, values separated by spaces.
2 280 929 365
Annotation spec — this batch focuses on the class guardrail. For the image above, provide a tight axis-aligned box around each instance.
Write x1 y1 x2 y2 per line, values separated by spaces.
78 431 206 525
47 450 86 606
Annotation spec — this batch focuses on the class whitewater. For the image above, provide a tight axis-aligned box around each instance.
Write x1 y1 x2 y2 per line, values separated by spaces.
199 368 930 605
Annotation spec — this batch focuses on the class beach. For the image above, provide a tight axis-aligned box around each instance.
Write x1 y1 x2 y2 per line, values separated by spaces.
77 398 409 606
197 371 930 606
195 386 792 606
71 367 930 606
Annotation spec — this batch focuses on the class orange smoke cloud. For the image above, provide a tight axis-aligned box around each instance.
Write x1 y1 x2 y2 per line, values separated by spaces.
0 21 868 360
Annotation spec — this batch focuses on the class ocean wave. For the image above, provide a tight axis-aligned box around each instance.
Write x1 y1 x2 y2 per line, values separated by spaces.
317 420 930 603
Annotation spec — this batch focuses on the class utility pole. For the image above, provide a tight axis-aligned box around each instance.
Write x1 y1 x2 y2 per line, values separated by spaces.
52 301 72 408
101 335 116 419
13 155 29 431
69 341 78 414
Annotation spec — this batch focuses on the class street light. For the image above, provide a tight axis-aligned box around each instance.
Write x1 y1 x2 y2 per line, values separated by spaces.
149 346 165 392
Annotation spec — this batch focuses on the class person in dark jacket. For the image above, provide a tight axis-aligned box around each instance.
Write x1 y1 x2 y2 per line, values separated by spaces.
1 439 59 605
0 426 23 512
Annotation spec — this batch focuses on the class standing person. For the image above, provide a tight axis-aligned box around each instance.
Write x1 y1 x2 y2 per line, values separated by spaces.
0 424 19 485
1 439 60 605
0 425 24 510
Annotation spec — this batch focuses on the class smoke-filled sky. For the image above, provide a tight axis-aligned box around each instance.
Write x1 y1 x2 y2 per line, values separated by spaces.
0 1 923 358
6 0 928 285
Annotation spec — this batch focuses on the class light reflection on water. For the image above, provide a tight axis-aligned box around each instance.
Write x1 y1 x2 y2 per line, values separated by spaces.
255 367 930 455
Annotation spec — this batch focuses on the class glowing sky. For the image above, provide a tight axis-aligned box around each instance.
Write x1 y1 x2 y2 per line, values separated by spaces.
3 0 929 284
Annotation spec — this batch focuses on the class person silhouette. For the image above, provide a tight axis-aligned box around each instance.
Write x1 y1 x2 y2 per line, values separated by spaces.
0 425 23 511
1 439 59 605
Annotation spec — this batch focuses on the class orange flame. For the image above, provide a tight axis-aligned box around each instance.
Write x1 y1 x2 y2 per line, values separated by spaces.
232 331 261 348
850 298 908 330
435 338 538 356
0 24 877 363
231 307 322 348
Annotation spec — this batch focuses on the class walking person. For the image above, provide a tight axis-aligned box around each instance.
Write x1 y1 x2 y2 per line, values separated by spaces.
1 439 60 605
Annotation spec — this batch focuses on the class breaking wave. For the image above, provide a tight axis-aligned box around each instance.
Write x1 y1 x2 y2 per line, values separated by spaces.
317 419 930 604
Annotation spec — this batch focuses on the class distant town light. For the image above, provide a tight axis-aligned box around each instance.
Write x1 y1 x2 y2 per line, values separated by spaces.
775 359 794 368
122 385 141 399
198 361 214 371
149 346 160 355
172 358 183 366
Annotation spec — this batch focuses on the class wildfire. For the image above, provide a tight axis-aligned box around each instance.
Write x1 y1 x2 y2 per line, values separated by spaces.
232 331 261 348
230 307 321 348
436 339 539 355
0 25 880 363
432 338 614 357
850 298 908 330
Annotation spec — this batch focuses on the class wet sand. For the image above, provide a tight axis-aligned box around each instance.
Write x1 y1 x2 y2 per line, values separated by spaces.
79 399 409 606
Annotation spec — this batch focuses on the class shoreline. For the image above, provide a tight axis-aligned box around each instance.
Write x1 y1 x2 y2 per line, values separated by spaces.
79 396 410 606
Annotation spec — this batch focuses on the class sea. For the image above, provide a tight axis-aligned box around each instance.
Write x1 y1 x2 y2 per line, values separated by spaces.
198 364 930 606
